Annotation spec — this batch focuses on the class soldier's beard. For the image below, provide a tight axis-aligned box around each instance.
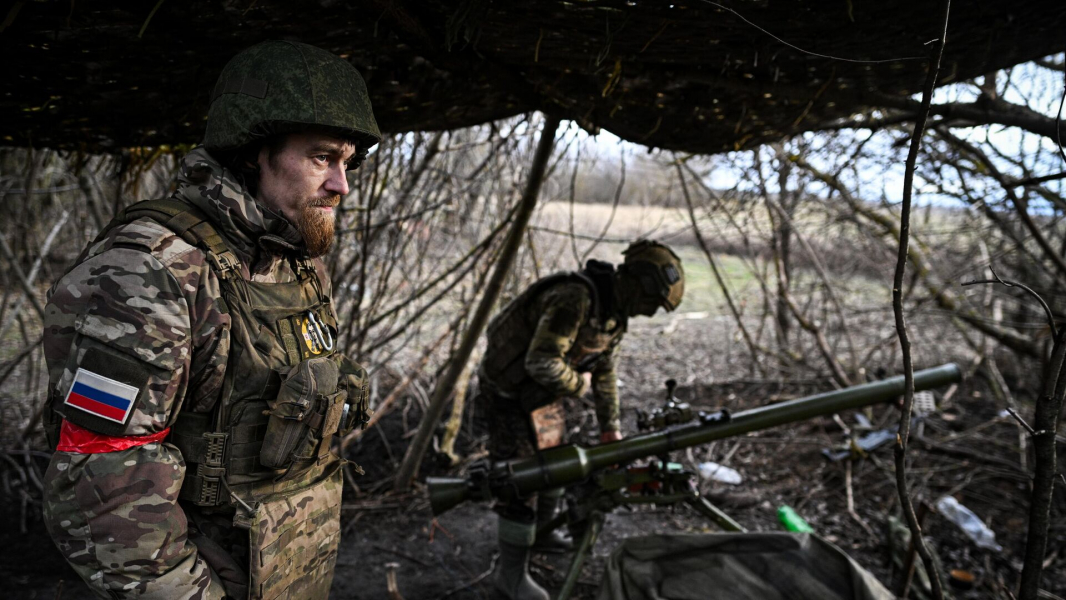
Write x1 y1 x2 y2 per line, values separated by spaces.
296 194 340 258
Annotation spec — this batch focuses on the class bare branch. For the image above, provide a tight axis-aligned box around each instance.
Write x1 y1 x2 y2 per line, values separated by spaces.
674 156 767 376
962 266 1057 338
891 2 952 598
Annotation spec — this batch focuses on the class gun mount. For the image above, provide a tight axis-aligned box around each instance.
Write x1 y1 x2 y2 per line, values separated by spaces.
429 364 960 600
637 378 730 431
428 363 961 515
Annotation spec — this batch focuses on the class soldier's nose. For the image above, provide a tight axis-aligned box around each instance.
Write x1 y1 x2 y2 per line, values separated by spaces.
325 164 350 196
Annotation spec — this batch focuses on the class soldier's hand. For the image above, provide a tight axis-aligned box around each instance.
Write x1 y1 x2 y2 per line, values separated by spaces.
580 372 593 396
599 430 623 444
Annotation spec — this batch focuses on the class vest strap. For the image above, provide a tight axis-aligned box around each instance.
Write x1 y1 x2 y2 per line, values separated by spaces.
121 199 240 278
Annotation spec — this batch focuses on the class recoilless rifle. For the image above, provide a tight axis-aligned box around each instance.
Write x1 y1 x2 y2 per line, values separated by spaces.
428 363 961 599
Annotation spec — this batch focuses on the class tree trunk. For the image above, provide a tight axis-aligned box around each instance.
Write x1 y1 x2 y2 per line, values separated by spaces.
392 113 562 491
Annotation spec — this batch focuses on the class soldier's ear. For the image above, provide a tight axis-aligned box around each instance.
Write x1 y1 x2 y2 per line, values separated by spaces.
252 144 270 172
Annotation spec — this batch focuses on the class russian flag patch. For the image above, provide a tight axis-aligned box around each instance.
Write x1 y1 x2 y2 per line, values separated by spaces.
64 368 140 425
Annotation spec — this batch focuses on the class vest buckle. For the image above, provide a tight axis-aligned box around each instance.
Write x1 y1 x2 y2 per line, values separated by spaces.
196 432 228 505
208 251 240 276
232 507 257 530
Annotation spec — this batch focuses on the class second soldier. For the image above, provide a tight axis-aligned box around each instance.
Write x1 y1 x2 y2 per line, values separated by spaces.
477 240 685 600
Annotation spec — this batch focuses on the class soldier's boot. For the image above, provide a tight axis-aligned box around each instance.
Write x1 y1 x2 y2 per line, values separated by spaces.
495 517 550 600
533 488 573 553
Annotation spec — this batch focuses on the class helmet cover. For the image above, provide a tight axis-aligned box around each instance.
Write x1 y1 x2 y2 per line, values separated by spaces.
621 240 685 311
204 40 381 165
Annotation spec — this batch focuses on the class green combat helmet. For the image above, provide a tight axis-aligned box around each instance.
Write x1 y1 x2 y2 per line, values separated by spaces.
620 240 684 313
204 40 381 166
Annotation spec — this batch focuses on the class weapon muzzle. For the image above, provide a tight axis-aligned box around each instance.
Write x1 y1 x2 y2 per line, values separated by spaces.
426 477 470 515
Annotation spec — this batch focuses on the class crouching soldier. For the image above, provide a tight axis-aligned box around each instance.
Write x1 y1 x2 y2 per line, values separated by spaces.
41 41 377 599
477 241 685 600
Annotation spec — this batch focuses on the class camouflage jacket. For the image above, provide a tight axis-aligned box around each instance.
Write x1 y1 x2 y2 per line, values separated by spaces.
482 278 626 433
41 147 328 599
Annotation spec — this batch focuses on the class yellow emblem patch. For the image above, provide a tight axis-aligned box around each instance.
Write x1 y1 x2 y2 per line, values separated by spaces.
300 316 324 355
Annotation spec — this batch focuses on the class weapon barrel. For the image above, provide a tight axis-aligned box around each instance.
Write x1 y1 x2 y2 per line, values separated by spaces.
428 363 960 514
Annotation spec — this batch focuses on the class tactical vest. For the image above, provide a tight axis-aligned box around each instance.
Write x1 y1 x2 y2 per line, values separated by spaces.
105 199 368 495
52 198 370 598
480 271 626 411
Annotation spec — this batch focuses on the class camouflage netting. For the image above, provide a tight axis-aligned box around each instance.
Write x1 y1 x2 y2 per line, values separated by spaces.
2 0 1064 154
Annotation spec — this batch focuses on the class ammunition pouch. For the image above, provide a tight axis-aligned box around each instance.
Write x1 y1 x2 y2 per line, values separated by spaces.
530 400 567 450
261 356 344 481
334 353 371 435
174 413 265 506
172 353 366 506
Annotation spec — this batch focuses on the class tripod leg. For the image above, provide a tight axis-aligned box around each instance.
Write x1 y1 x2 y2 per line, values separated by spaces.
556 511 606 600
686 495 746 532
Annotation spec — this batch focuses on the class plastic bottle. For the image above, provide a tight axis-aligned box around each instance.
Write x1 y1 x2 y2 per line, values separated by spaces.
697 461 743 485
777 505 814 533
935 496 1002 551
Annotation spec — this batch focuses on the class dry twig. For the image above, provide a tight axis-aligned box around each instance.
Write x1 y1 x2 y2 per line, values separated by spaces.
891 2 952 598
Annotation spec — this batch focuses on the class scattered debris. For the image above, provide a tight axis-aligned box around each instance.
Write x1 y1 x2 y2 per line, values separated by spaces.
822 427 897 462
697 461 742 485
948 568 977 591
913 391 937 416
385 562 404 600
777 505 814 533
935 496 1002 552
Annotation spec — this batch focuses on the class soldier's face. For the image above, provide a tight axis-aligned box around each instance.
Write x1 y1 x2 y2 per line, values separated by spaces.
256 132 357 257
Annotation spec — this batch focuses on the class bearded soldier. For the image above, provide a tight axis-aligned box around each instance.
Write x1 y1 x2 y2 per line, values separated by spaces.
41 41 377 599
477 241 685 600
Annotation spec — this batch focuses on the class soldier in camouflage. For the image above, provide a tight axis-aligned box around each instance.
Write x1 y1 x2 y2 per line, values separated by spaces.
477 241 685 600
41 41 379 599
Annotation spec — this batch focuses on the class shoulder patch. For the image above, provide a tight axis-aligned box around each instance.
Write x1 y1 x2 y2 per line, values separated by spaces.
59 347 151 436
65 369 139 424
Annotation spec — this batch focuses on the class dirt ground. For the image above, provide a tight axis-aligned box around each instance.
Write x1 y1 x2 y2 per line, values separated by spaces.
3 313 1064 599
330 378 1066 599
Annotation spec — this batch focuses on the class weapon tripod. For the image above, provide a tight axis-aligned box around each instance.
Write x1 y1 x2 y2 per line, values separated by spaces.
428 366 963 598
537 458 745 600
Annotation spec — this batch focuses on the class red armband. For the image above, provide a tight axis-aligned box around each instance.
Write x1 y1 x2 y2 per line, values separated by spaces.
56 420 170 453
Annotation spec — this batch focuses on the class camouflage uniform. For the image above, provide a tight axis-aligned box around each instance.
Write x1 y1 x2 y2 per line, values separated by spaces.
478 245 683 600
480 277 624 467
41 40 380 600
41 145 361 599
477 265 627 519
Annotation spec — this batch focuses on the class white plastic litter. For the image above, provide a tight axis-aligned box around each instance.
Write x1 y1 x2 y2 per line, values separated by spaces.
698 462 743 485
935 496 1002 551
913 391 937 416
